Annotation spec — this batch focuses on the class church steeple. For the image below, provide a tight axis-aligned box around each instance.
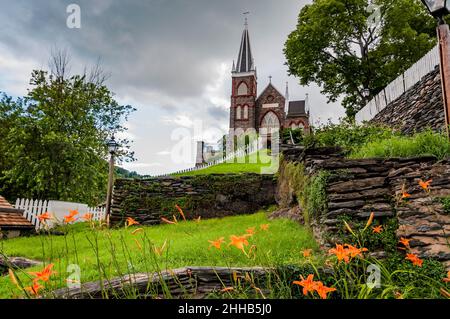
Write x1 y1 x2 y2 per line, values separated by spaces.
234 18 255 73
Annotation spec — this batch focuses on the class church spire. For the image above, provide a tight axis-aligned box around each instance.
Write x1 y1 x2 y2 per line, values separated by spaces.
235 14 255 73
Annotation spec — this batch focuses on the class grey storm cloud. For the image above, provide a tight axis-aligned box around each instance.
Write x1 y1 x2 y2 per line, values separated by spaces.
207 105 228 120
0 0 307 99
0 0 345 174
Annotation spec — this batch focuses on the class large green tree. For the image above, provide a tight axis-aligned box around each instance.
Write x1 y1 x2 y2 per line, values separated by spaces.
0 51 135 205
284 0 437 118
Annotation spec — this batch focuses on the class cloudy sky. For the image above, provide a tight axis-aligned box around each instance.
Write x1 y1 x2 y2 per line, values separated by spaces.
0 0 345 175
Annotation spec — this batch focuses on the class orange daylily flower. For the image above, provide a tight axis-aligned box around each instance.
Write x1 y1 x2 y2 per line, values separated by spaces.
328 243 368 263
64 215 76 224
401 191 411 199
328 244 350 263
260 224 270 231
302 249 312 258
443 271 450 283
208 237 225 250
405 253 423 267
399 237 411 248
344 244 368 258
246 227 256 236
126 217 139 227
229 235 249 253
82 213 93 221
418 179 432 191
175 204 186 221
68 210 79 216
25 280 43 296
161 217 177 224
29 264 55 282
221 287 235 292
315 281 337 299
372 225 383 234
38 212 52 222
64 210 78 224
293 274 317 296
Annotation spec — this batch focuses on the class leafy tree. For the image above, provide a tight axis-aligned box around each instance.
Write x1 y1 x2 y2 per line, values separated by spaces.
284 0 437 118
0 51 135 206
115 167 142 179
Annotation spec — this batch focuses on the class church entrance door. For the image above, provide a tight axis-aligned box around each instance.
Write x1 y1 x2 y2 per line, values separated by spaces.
260 111 280 150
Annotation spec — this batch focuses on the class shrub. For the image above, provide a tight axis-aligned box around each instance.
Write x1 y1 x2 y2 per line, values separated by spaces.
281 162 328 224
304 171 329 220
307 121 397 153
350 129 450 160
440 197 450 215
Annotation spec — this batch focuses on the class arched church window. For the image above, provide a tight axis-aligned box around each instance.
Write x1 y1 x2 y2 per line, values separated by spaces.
291 123 297 129
237 82 248 96
261 111 280 129
236 105 242 120
243 105 248 119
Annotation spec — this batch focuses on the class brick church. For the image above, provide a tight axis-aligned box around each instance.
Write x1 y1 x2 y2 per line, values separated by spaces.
197 19 311 165
228 20 310 143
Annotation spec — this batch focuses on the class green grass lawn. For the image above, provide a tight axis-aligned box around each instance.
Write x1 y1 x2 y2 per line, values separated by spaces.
173 150 277 176
0 210 318 298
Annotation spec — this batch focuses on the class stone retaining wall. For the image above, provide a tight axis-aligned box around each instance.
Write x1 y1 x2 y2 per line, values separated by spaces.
370 67 446 134
278 146 450 267
111 174 277 225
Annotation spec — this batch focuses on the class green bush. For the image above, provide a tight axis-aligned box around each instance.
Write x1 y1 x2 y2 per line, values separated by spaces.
350 130 450 160
440 197 450 215
307 121 397 153
281 162 329 224
304 171 329 220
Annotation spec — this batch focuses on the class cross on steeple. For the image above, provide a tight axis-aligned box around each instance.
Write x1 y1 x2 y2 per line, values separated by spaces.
243 11 250 28
269 75 272 83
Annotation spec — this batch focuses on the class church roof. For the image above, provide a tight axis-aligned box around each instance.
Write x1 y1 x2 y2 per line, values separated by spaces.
256 82 285 101
234 23 255 73
287 101 307 118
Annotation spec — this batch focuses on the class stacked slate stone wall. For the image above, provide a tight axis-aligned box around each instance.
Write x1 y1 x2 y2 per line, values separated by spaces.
369 67 446 134
278 146 450 268
111 174 276 225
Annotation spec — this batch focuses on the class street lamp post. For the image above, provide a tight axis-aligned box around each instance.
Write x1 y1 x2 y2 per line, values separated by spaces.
421 0 450 138
105 135 119 227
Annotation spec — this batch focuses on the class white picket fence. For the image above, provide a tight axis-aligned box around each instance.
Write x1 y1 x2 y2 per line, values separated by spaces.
356 44 440 123
150 140 261 178
14 198 106 230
